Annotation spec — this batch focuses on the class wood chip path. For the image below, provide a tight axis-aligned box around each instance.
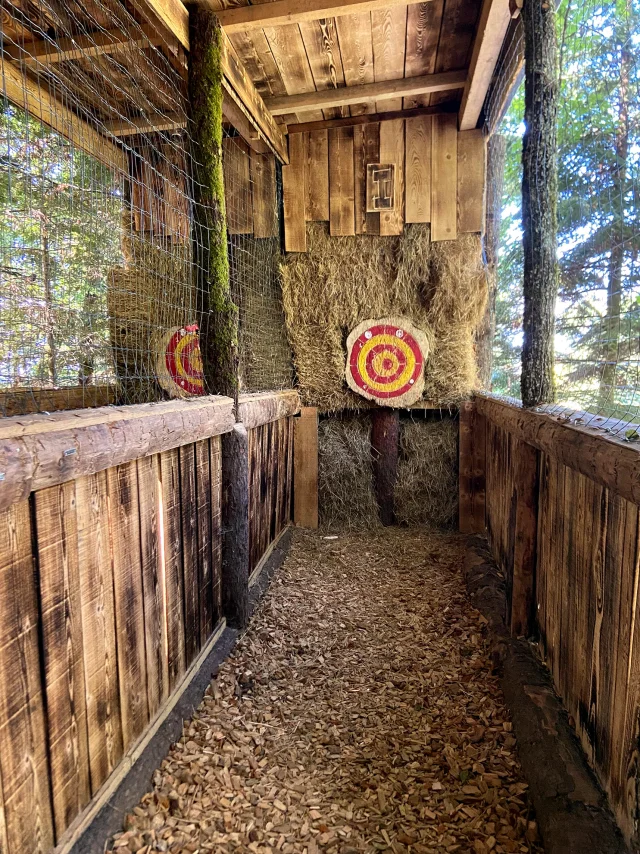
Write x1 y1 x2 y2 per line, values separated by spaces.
109 529 542 854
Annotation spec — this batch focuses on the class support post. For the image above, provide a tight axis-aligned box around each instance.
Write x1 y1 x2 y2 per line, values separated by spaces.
521 0 559 407
459 400 486 534
371 408 399 527
188 7 238 399
293 408 319 528
221 424 249 628
510 441 539 637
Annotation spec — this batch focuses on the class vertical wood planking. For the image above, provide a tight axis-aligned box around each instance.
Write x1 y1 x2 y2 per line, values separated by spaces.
354 123 380 234
251 151 278 238
107 463 149 749
431 114 458 241
76 473 123 792
160 449 186 692
329 127 355 236
405 115 432 223
510 442 539 637
457 129 485 233
0 501 54 853
136 455 168 714
294 407 319 529
179 445 199 665
472 411 487 533
283 133 307 251
195 440 214 643
210 436 223 626
458 401 474 534
222 137 253 235
304 130 329 221
378 119 405 235
35 482 91 838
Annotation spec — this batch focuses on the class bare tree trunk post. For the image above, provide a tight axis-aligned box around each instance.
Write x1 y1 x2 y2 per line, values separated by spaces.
521 0 559 407
221 423 250 628
371 408 399 526
188 8 238 401
477 134 507 389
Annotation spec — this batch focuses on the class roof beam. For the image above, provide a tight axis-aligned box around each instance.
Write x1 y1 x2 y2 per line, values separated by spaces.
458 0 512 130
286 102 457 133
104 113 186 136
265 70 467 116
215 0 428 34
1 59 127 173
5 26 163 65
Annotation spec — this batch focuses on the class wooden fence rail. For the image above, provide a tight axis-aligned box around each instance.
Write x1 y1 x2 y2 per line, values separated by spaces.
461 392 640 845
0 390 299 854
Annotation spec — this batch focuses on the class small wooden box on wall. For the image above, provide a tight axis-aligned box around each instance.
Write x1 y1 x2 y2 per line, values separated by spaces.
282 115 485 251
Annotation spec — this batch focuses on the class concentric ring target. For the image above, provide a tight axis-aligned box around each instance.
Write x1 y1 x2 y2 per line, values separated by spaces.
155 324 205 398
345 317 430 407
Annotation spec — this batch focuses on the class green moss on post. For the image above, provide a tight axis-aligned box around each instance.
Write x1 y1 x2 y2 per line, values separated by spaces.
188 7 238 399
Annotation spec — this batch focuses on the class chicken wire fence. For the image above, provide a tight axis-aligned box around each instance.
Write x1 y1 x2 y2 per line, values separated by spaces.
0 0 292 416
488 0 640 437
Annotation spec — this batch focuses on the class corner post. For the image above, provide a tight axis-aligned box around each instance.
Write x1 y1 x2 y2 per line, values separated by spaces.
221 423 250 628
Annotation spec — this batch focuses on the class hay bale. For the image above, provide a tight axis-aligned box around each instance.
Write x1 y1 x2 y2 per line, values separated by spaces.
394 416 459 530
281 223 487 411
318 415 381 531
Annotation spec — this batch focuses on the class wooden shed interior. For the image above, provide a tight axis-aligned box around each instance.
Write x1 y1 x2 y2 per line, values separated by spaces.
2 0 638 852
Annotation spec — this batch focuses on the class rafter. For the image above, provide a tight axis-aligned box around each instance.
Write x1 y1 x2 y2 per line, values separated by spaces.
286 103 457 133
5 26 163 66
104 113 186 136
265 70 467 116
214 0 427 34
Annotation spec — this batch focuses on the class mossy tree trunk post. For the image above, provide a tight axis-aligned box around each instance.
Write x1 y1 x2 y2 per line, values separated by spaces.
521 0 559 407
188 7 238 401
371 408 399 526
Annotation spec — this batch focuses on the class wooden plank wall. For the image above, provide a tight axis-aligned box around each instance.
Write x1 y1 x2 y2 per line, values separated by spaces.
282 119 485 250
222 137 279 238
474 400 640 844
247 417 294 575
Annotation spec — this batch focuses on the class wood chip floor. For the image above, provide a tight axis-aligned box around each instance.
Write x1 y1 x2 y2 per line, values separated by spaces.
109 529 542 854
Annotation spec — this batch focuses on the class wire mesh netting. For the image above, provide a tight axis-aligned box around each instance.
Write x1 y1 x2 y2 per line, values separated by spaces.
489 0 640 435
0 0 292 416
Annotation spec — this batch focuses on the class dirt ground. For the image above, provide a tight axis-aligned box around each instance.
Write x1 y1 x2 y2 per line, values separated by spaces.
109 529 542 854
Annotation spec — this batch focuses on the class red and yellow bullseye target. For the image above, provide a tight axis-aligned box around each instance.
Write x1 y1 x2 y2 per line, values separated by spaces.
155 324 205 398
345 317 430 407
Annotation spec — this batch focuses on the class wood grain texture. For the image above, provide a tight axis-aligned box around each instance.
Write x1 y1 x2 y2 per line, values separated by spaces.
329 127 356 236
136 455 169 715
282 133 307 251
431 113 457 241
378 119 405 235
371 6 408 111
298 18 346 120
405 115 431 223
510 442 538 637
210 436 223 627
354 123 381 234
294 408 319 529
0 502 54 853
263 24 324 122
76 473 123 793
404 0 444 107
304 130 330 221
179 445 200 666
35 482 91 838
195 441 214 643
457 128 485 232
107 463 149 749
335 12 375 115
160 449 186 692
223 137 253 235
250 151 278 238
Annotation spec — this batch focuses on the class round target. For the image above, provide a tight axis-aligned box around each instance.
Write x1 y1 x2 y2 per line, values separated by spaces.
155 324 205 398
345 317 430 407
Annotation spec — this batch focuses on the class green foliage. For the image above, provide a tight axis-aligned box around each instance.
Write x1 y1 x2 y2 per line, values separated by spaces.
492 0 640 419
0 104 122 388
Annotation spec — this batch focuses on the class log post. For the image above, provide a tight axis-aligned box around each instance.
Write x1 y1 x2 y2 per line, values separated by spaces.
459 400 486 534
188 8 238 400
221 423 250 628
521 0 559 407
371 408 399 527
510 440 539 637
293 407 319 528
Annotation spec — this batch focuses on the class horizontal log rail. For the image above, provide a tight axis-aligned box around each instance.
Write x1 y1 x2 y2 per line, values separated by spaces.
0 390 300 511
475 392 640 506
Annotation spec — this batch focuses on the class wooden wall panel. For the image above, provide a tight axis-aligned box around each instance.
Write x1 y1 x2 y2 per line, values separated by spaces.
282 133 307 251
0 502 54 853
251 151 278 238
76 472 123 792
405 115 432 224
35 482 91 838
195 440 214 642
379 119 405 236
431 113 458 241
458 129 485 233
354 123 380 234
160 448 186 692
223 137 253 235
329 127 355 236
304 130 329 221
210 436 223 625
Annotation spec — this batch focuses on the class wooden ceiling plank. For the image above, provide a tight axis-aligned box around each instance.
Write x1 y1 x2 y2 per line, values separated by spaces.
215 0 428 33
429 0 479 107
5 27 164 65
403 0 443 108
335 12 375 115
1 58 127 173
285 102 456 131
137 0 189 49
265 69 466 114
458 0 511 130
298 17 347 119
371 6 408 111
263 23 324 122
